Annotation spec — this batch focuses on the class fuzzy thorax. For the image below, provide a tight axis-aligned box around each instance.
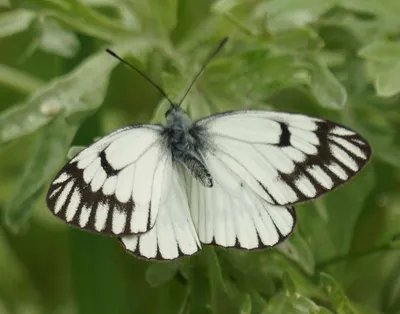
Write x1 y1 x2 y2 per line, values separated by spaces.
165 105 194 152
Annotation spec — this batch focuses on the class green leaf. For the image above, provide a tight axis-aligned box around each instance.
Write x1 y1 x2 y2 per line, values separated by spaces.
277 232 315 275
0 228 35 302
358 42 400 63
256 0 336 32
67 145 86 159
145 262 181 287
212 0 242 14
188 255 213 314
282 272 296 296
126 0 177 39
291 294 333 313
309 61 347 109
0 64 44 94
199 52 301 113
38 18 80 58
0 0 10 7
158 0 178 32
320 273 357 314
390 238 400 249
0 38 152 144
337 0 399 16
375 61 400 97
309 167 375 263
263 294 292 313
0 98 61 144
34 0 132 41
69 230 130 314
0 9 35 38
264 293 335 314
270 28 323 51
352 302 383 314
219 251 276 299
240 294 252 314
203 247 226 291
359 129 400 170
5 118 76 231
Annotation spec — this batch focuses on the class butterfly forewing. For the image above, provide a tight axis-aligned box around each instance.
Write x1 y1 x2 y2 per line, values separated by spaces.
46 125 169 236
196 110 371 206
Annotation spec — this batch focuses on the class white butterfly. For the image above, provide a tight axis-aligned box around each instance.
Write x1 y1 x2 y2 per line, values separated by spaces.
46 39 371 260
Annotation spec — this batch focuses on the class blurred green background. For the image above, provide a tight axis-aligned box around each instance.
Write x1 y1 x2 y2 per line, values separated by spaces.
1 0 400 313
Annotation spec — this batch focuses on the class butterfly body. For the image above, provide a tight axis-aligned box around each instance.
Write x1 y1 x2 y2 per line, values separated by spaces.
164 105 195 155
164 105 213 187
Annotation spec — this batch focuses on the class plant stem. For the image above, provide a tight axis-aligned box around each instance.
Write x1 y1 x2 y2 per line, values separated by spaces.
316 242 396 270
0 65 43 94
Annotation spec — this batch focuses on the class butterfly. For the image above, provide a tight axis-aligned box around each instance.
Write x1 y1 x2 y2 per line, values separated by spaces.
46 38 371 260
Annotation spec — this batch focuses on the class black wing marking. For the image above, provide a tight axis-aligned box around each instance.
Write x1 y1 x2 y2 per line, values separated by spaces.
196 110 371 206
46 125 169 236
120 165 202 260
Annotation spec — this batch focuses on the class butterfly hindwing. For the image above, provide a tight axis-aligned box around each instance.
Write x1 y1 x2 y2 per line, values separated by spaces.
190 152 296 249
46 124 169 236
120 165 201 260
197 110 371 206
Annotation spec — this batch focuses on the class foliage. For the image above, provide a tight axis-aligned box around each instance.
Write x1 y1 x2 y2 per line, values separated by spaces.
0 0 400 313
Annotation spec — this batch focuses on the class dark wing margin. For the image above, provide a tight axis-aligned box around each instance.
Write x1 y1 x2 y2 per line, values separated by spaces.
46 162 136 235
260 120 371 203
195 110 371 206
268 119 371 204
207 205 296 251
46 124 168 236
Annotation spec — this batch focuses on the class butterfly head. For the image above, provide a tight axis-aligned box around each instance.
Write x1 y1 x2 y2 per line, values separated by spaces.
165 105 192 129
165 103 179 118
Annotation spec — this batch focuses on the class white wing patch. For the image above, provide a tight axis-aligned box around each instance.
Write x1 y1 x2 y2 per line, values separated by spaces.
120 165 201 260
46 125 169 236
191 153 295 249
206 116 282 143
197 110 371 206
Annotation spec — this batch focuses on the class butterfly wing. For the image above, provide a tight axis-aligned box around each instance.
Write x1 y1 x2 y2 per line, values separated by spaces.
196 110 371 206
46 124 169 236
189 153 296 249
120 164 201 260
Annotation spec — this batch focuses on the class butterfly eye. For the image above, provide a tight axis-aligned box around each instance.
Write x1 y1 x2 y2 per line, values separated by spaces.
165 105 180 118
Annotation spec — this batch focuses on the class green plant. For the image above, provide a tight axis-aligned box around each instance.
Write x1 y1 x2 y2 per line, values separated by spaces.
0 0 399 313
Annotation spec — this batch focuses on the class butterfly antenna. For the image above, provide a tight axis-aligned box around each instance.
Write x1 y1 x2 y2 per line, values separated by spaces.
177 37 229 106
105 49 175 106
